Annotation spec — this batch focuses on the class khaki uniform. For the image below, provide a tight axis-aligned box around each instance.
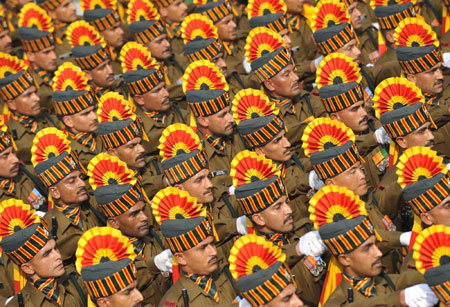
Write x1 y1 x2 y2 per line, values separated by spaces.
398 250 426 288
374 164 405 220
361 62 401 100
290 16 319 64
135 105 186 156
164 54 188 102
30 69 53 112
7 112 58 163
7 277 83 307
43 202 102 266
324 272 406 306
416 0 443 33
140 161 166 200
376 48 398 65
223 38 247 76
356 26 379 65
0 253 15 305
158 264 239 307
283 159 311 220
67 135 103 170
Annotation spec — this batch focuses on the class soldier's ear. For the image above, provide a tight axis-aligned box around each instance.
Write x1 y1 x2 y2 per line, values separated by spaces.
263 79 275 92
133 95 144 107
6 99 16 112
395 136 408 151
337 253 351 268
324 178 334 186
196 116 209 129
108 217 120 229
250 213 265 228
48 186 61 200
420 212 434 226
62 115 74 129
406 73 416 84
329 113 338 121
107 148 118 157
96 297 110 307
254 146 264 156
159 7 168 19
20 262 35 276
173 252 186 266
26 51 35 63
84 70 93 82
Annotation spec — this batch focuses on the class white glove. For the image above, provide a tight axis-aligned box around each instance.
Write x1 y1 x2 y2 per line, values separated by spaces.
238 298 252 307
443 52 450 69
5 296 13 305
297 230 327 257
154 249 173 273
404 283 439 307
374 126 391 145
228 185 235 196
399 231 412 246
314 55 323 69
309 170 324 190
243 56 252 74
236 215 248 235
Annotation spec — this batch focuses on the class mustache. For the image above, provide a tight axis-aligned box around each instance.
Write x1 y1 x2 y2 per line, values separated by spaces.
208 256 218 264
136 152 145 162
371 257 382 267
434 79 443 86
284 213 293 224
10 162 19 172
204 187 213 195
161 97 170 105
359 116 369 125
426 139 435 147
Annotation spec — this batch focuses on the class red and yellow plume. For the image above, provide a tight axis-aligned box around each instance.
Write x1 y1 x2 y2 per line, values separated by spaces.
182 60 228 93
126 0 159 24
87 153 135 190
0 54 28 77
301 117 355 158
181 13 218 45
97 92 136 123
394 17 439 48
66 20 106 48
80 0 116 12
245 27 285 63
158 123 202 161
413 224 450 274
30 128 71 167
228 233 285 279
247 0 287 19
370 0 414 10
316 53 361 88
372 77 424 119
52 62 89 92
311 0 350 32
396 146 447 189
75 227 136 274
231 88 279 125
151 186 207 225
0 199 39 242
120 41 159 72
230 150 280 187
18 3 54 33
309 185 367 230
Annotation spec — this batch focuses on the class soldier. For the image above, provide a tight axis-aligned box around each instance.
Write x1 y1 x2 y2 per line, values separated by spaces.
52 63 101 168
412 225 450 307
17 3 58 111
372 77 437 220
0 8 13 55
31 128 103 272
65 21 117 98
153 186 239 306
0 200 84 306
76 227 144 307
81 0 125 74
182 60 245 194
228 234 304 307
0 54 57 163
96 91 166 198
309 185 437 306
120 41 186 156
232 89 311 220
230 149 327 305
87 153 171 305
245 27 326 157
0 123 46 209
374 2 416 64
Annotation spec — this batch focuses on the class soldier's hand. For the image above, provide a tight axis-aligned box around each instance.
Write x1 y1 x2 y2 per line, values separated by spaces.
297 230 327 257
403 283 438 307
154 249 173 273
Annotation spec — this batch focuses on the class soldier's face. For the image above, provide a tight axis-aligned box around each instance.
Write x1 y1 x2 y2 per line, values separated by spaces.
113 201 149 238
252 196 294 234
65 106 98 133
216 15 237 42
101 22 125 48
255 130 292 163
109 137 146 170
0 147 20 179
408 62 444 96
265 64 300 99
210 53 228 78
160 0 188 23
326 162 368 196
284 0 304 14
177 236 218 276
176 169 214 204
421 195 450 227
201 106 235 137
51 170 89 206
336 40 361 64
266 283 304 307
0 31 12 54
27 46 57 72
8 86 41 116
331 100 369 133
97 280 143 307
50 0 76 23
338 236 383 278
146 34 171 60
348 2 362 30
86 60 114 88
397 122 435 150
134 82 170 112
279 29 292 51
24 239 64 279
